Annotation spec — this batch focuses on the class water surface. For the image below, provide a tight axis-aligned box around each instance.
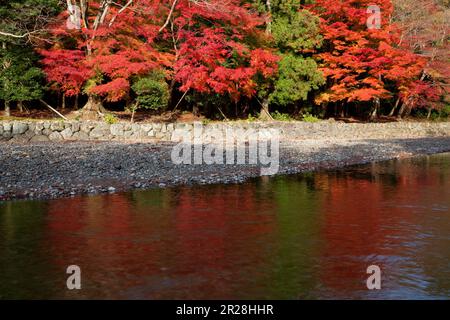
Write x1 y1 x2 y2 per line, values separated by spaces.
1 153 449 299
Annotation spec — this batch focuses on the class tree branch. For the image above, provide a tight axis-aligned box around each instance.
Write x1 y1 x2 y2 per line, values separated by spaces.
79 0 90 29
93 0 111 31
109 0 133 27
159 0 179 33
0 30 43 39
39 100 68 120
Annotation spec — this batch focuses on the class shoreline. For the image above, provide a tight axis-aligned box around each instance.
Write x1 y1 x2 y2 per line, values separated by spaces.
1 136 450 202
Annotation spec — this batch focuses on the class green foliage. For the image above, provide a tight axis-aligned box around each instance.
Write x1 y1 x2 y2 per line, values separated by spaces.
440 104 450 118
132 72 169 110
269 53 324 106
0 46 44 103
272 9 322 52
302 112 320 123
83 74 104 95
254 0 324 109
272 111 294 121
0 0 59 104
104 113 118 125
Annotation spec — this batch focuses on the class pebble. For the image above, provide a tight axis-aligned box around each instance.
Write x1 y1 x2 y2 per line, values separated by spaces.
0 138 449 201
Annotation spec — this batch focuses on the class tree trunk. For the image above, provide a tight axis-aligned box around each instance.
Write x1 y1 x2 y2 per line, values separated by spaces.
78 95 106 120
427 108 432 119
191 104 199 116
389 97 400 117
17 101 23 113
129 101 138 123
62 94 66 110
74 94 79 109
259 98 272 121
131 108 136 123
370 106 377 120
265 0 272 34
4 100 10 117
398 99 409 119
405 103 412 117
370 98 380 121
168 78 177 109
398 103 405 119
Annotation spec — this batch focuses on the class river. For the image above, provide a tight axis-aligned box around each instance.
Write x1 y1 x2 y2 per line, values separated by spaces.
1 153 449 299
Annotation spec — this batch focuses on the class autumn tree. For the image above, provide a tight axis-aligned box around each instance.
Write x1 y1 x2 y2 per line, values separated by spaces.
38 0 279 119
39 0 172 119
391 0 449 117
163 0 279 117
310 0 434 119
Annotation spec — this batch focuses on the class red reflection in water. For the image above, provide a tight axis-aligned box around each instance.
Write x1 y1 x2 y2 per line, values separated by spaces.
42 185 277 299
317 160 448 296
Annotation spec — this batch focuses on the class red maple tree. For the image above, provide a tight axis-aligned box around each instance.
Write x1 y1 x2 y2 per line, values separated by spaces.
40 48 91 97
166 0 278 102
39 0 172 117
310 0 434 118
39 0 278 117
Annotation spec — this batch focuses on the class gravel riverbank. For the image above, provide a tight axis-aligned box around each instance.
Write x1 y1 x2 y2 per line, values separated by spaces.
1 137 450 201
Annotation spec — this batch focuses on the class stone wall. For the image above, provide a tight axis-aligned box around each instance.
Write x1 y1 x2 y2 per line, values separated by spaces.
1 120 450 143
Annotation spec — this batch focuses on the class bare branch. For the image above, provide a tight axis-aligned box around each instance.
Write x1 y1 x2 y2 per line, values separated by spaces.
93 0 112 31
39 100 69 120
79 0 90 29
159 0 179 33
0 29 47 40
0 31 31 39
109 0 134 27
